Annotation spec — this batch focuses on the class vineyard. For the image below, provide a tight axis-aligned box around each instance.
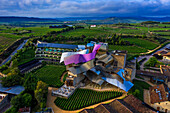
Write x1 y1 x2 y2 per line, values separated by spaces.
109 45 147 53
27 65 65 87
54 88 123 110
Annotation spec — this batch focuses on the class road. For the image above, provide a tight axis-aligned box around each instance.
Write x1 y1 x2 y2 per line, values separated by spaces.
131 43 170 71
0 39 28 66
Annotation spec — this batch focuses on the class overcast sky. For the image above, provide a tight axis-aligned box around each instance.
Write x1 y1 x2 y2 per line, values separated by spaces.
0 0 170 18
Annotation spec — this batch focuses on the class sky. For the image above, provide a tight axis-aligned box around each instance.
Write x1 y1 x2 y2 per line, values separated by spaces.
0 0 170 18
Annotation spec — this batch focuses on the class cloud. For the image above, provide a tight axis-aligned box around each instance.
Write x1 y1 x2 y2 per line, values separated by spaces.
0 0 170 17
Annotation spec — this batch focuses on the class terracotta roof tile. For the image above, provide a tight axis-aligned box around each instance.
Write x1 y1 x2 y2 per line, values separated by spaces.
149 84 168 104
108 100 133 113
123 95 156 113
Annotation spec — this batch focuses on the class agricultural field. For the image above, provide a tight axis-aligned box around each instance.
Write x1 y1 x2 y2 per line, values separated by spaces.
0 25 63 56
0 36 17 53
161 36 170 39
27 65 65 87
109 45 147 53
0 26 63 37
17 48 35 65
19 27 63 37
59 28 110 37
55 88 122 110
122 38 159 50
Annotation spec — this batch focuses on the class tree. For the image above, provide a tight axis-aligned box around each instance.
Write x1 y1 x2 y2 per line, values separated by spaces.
11 93 32 110
22 93 32 107
136 59 140 70
144 56 158 67
24 74 38 92
1 74 23 87
11 95 23 109
35 81 48 108
133 89 140 97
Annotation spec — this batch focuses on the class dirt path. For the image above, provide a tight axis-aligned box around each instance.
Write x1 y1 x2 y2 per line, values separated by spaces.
60 71 67 82
46 87 127 113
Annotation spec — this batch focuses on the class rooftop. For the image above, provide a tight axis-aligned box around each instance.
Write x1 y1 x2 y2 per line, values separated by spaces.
162 52 170 56
136 70 167 78
80 95 155 113
0 84 24 95
149 84 169 104
37 41 85 50
154 50 168 55
123 95 154 112
160 65 170 81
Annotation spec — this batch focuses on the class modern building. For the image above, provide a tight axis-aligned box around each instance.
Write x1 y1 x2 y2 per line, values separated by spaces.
144 84 170 113
52 42 136 98
35 41 86 62
80 95 156 113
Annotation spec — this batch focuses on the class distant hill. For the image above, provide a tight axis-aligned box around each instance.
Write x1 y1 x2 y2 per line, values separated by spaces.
0 16 170 25
0 16 60 23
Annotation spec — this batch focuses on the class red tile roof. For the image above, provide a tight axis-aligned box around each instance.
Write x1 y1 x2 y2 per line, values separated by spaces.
149 84 168 104
123 95 155 113
162 52 170 56
154 50 168 55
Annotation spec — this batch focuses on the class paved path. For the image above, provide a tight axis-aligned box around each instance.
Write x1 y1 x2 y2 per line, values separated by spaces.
131 43 170 71
0 39 28 66
46 87 127 113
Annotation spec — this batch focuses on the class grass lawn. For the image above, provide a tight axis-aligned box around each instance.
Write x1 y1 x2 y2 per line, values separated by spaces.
55 88 122 110
109 45 147 53
128 80 151 101
27 65 65 87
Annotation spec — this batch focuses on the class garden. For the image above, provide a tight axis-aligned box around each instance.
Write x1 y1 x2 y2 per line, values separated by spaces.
55 88 122 110
128 80 151 101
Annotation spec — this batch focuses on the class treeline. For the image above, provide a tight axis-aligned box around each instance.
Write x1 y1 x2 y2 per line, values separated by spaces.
162 22 170 24
141 21 160 24
0 37 30 64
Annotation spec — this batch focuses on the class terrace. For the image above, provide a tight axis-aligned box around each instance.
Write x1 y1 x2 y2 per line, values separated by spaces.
52 84 78 98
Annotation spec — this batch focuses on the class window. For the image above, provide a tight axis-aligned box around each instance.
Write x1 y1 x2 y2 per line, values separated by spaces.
114 61 118 67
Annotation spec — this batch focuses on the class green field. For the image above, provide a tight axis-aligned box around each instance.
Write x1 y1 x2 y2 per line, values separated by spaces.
0 33 23 54
0 26 63 55
55 88 122 110
109 45 147 53
20 27 63 37
0 36 17 53
122 38 159 50
27 65 65 87
59 28 109 37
